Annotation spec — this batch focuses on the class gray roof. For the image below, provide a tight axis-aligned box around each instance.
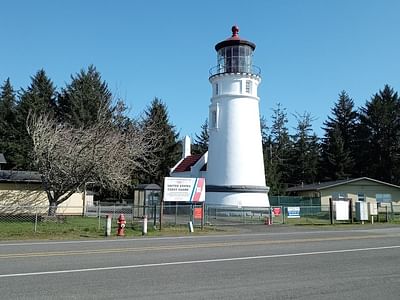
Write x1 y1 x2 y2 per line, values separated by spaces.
0 170 42 183
286 177 400 193
135 183 161 191
0 153 6 164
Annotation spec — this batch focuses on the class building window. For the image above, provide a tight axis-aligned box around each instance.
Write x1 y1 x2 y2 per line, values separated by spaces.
215 83 219 95
376 193 391 203
332 192 347 200
357 193 365 201
245 80 252 94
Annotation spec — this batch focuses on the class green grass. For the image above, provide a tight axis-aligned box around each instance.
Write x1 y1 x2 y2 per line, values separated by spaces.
0 216 225 240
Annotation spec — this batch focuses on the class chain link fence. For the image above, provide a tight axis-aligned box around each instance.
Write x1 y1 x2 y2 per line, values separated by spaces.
0 203 398 238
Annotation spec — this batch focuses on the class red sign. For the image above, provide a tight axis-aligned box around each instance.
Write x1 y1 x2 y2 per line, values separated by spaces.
193 208 203 220
273 207 281 216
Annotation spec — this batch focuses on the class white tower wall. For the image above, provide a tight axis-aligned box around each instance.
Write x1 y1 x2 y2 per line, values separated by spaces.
208 74 265 185
206 73 269 207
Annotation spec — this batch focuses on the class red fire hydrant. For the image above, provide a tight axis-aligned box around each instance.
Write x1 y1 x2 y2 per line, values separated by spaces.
117 214 126 236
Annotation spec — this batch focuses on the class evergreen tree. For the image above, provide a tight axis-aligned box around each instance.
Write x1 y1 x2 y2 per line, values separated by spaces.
58 65 113 128
18 70 57 119
324 125 352 179
358 85 400 183
261 115 280 194
290 112 319 185
15 70 57 169
140 98 180 186
320 91 357 180
0 78 18 167
267 103 292 194
193 119 209 154
260 116 269 145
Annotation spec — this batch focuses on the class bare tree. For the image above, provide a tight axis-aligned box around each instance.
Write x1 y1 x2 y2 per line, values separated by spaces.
27 112 161 215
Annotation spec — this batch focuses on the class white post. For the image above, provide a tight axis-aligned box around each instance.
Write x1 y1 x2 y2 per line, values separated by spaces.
142 215 148 235
105 215 112 237
188 221 194 233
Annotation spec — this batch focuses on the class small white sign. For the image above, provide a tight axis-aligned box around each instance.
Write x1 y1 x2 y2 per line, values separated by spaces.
287 207 300 218
335 200 349 221
369 202 378 216
163 177 205 202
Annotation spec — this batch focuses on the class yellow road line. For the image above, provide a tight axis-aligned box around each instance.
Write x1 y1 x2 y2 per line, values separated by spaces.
1 233 399 259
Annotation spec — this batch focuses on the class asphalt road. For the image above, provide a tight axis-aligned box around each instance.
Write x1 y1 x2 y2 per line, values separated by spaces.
0 225 399 299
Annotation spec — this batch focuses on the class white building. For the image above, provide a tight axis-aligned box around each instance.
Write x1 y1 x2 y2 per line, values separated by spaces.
171 26 270 208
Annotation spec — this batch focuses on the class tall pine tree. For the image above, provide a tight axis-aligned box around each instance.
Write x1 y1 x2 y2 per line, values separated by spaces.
266 103 292 194
193 119 209 154
15 70 57 169
0 78 18 167
140 98 180 186
320 91 358 180
358 85 400 184
290 112 319 185
58 65 113 128
261 115 280 195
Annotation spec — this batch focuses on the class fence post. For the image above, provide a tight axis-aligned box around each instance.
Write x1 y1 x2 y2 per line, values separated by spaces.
159 200 163 231
349 199 353 224
386 205 389 222
132 205 134 225
34 211 38 233
98 204 101 230
329 198 334 225
175 203 178 226
390 202 394 221
153 204 157 227
201 202 205 230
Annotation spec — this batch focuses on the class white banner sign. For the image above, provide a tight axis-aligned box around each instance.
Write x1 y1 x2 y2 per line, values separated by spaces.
335 200 349 221
163 177 205 202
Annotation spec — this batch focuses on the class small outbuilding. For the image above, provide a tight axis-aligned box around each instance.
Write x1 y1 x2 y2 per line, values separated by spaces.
132 183 161 218
286 177 400 209
0 169 84 215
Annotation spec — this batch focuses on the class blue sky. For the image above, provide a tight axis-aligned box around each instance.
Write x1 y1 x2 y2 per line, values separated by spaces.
1 0 399 138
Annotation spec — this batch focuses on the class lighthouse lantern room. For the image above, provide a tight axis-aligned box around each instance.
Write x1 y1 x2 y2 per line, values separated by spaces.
206 26 270 207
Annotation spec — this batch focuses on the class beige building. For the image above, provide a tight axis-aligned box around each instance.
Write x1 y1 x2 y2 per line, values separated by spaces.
286 177 400 209
0 170 84 215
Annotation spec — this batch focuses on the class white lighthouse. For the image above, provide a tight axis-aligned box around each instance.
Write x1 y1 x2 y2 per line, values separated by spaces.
206 26 270 207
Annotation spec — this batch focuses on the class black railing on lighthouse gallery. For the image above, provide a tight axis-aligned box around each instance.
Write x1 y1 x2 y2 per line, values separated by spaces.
209 64 261 77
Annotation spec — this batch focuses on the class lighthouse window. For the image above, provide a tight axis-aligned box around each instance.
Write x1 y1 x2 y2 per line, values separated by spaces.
211 110 217 129
210 105 219 129
245 80 252 94
232 46 239 56
217 45 253 74
239 46 245 56
215 83 219 95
